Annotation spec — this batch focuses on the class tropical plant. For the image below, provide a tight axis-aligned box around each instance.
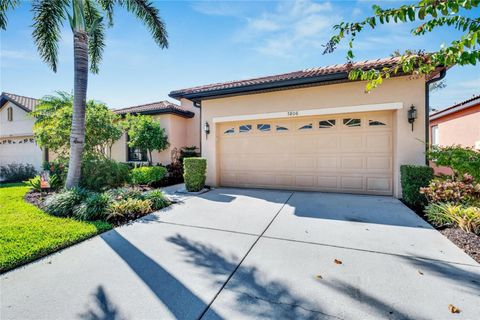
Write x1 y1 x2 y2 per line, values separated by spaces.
123 114 169 165
425 202 480 234
105 187 144 201
130 166 167 185
0 163 37 182
107 198 152 221
324 0 480 91
73 192 111 220
183 157 207 192
143 189 169 210
420 174 480 204
428 145 480 181
32 92 122 158
1 0 168 189
44 187 91 217
27 174 61 192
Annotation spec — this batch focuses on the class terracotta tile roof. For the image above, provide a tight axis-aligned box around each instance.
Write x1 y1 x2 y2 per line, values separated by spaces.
430 94 480 120
0 92 40 112
170 56 415 99
113 100 194 118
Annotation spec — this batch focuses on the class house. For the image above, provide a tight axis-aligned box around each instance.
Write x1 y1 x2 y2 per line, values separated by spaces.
429 94 480 149
110 100 200 164
0 92 44 172
170 57 447 198
0 92 200 176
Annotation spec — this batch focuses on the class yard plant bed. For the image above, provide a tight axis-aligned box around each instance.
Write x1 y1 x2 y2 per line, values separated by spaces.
440 227 480 263
0 183 111 273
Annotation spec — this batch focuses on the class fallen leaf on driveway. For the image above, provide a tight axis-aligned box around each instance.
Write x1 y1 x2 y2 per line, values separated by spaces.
448 304 460 314
334 259 342 265
315 274 323 280
418 270 424 275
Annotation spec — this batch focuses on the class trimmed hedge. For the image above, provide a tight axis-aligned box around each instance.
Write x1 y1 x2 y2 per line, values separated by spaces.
400 165 434 208
184 158 207 192
130 166 167 185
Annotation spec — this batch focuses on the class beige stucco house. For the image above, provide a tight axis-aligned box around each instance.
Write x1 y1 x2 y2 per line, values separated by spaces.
170 57 447 198
110 100 200 165
0 92 43 173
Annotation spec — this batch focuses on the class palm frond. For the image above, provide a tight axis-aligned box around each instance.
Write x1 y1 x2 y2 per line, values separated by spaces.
0 0 19 30
85 0 105 73
120 0 168 49
97 0 115 26
32 0 69 72
32 91 73 122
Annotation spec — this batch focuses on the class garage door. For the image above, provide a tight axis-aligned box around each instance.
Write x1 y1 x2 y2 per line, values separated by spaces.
218 111 393 195
0 137 43 171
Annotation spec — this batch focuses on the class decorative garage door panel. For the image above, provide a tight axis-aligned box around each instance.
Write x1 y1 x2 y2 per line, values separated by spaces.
218 111 393 195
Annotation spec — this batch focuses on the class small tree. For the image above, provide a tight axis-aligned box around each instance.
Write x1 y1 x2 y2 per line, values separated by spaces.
123 114 169 165
33 92 122 158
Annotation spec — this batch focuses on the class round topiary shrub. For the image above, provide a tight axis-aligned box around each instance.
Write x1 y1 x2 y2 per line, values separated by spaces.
183 158 207 192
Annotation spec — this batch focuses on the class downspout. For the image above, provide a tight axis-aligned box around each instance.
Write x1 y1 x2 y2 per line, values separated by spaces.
193 100 202 155
425 69 447 164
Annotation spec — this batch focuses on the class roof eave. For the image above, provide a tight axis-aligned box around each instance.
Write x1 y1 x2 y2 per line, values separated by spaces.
115 108 195 118
0 96 32 113
169 72 350 101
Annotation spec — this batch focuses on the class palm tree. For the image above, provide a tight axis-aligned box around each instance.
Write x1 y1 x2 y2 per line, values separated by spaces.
1 0 168 188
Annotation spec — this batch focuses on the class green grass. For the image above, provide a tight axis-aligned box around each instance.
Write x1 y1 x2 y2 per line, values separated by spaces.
0 183 112 273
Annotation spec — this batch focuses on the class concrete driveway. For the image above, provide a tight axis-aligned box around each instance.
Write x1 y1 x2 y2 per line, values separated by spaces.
1 188 479 320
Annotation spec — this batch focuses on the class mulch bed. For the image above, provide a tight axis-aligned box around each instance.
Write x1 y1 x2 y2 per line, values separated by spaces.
24 191 53 209
440 227 480 264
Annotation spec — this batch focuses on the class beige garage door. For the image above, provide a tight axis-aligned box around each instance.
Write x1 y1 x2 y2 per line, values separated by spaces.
218 111 394 195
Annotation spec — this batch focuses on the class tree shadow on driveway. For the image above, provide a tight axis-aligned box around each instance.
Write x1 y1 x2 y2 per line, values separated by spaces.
168 234 340 320
79 285 125 320
99 230 224 320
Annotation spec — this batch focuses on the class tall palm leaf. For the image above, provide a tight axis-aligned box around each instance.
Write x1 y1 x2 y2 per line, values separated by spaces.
1 0 169 188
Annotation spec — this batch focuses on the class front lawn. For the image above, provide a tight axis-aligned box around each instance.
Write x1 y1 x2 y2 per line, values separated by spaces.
0 183 111 273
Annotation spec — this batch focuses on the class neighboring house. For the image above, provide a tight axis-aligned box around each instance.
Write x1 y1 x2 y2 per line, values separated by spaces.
0 92 44 172
429 94 480 149
170 57 446 198
110 100 200 165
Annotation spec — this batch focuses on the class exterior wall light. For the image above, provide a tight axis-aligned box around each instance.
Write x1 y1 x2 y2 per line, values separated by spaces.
407 105 417 131
204 121 210 135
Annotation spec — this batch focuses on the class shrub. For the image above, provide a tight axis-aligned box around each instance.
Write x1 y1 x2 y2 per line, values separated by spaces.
184 158 207 192
44 188 90 217
143 190 170 210
400 165 434 208
0 163 37 182
425 202 480 234
26 174 61 192
107 198 152 221
80 158 130 191
428 145 480 180
420 174 480 204
130 166 167 185
43 159 67 183
73 193 111 221
105 187 144 201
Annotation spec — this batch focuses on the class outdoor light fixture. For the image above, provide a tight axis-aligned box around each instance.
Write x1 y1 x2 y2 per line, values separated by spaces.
204 121 210 135
407 105 417 131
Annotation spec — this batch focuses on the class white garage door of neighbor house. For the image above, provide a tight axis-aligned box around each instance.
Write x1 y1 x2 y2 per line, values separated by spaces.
218 111 394 195
0 138 43 171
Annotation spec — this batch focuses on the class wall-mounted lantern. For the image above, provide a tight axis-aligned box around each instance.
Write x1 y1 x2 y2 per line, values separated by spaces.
407 105 417 131
204 121 210 135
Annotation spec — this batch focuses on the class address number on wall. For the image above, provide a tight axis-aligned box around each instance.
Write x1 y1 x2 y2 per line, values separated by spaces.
287 111 299 116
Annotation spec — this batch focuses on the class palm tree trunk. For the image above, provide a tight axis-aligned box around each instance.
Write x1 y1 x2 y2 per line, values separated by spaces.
65 31 88 189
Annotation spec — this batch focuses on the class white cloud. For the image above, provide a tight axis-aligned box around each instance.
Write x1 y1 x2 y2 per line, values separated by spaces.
233 0 339 58
190 1 247 17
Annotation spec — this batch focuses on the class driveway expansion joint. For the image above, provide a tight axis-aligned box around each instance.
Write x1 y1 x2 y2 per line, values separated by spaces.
198 191 295 319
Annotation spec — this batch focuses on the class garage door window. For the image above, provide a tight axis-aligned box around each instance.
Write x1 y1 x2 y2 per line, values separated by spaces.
369 120 386 126
257 124 271 132
239 125 252 133
343 118 361 127
319 120 336 128
276 125 289 132
298 123 313 130
224 128 235 135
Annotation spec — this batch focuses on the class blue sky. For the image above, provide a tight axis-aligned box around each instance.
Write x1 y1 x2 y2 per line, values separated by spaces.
1 0 479 110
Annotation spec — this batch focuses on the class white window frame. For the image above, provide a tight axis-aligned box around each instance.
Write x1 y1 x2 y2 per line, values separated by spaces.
431 125 439 146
